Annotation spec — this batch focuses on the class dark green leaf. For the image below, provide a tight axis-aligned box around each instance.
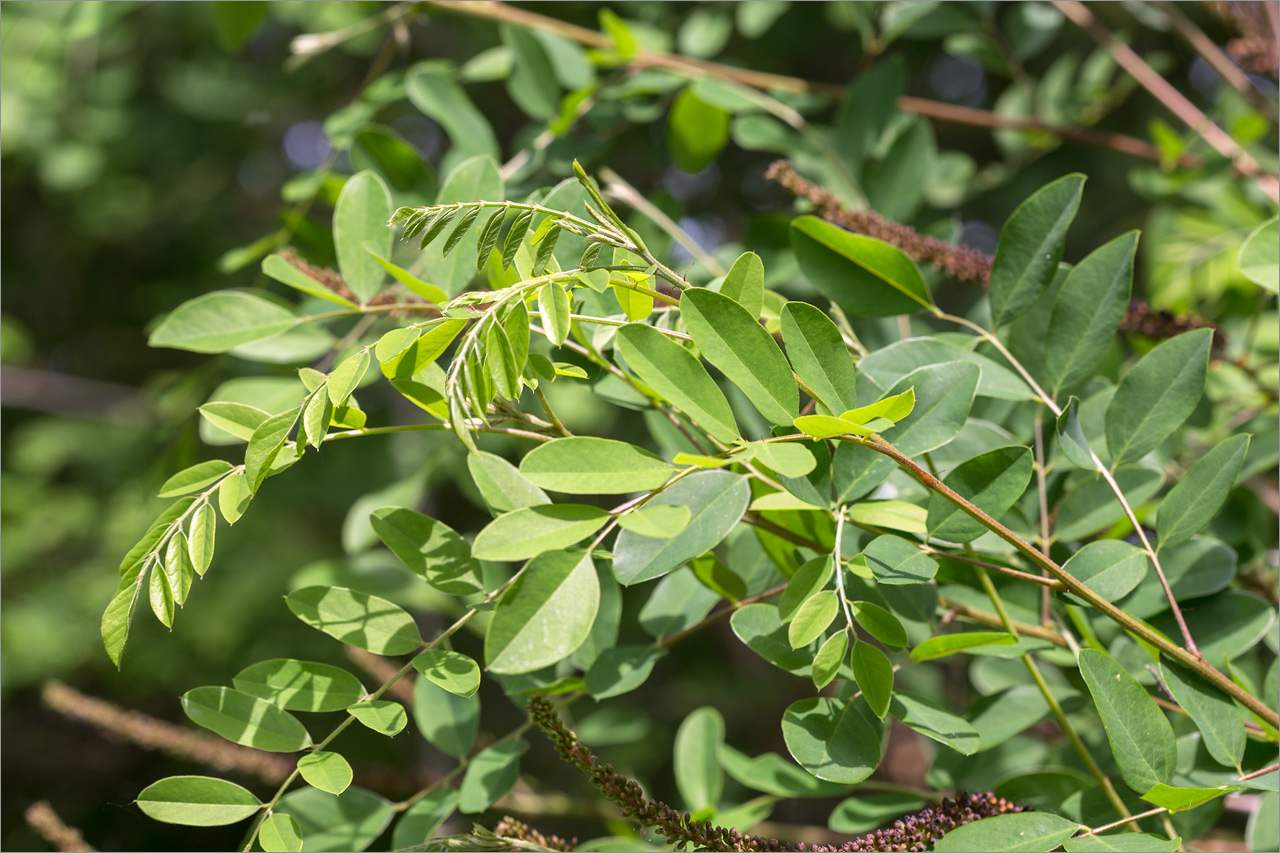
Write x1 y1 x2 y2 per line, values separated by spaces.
502 24 561 120
680 288 799 426
850 640 894 719
458 741 529 814
1078 649 1176 794
889 692 980 755
780 302 857 414
879 362 980 457
791 217 933 317
405 63 500 167
1157 435 1249 550
412 678 478 759
616 322 740 444
1105 329 1212 466
1054 465 1164 541
781 697 883 783
1045 231 1137 393
859 534 939 585
1063 833 1181 852
926 445 1032 543
988 174 1085 327
857 338 1034 402
1061 540 1149 603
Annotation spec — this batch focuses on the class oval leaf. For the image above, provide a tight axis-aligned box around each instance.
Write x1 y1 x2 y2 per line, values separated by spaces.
850 640 895 719
347 699 408 736
926 446 1033 543
259 813 304 853
911 632 1018 662
1105 329 1212 466
471 504 609 562
136 775 261 827
1156 435 1249 550
286 586 423 655
297 751 353 796
859 534 939 585
780 301 857 414
370 507 483 595
181 687 312 753
1078 649 1176 795
485 550 600 675
457 740 530 814
616 322 739 444
412 650 482 698
889 692 980 755
988 174 1085 327
274 786 394 853
674 707 725 812
519 437 674 494
334 171 392 303
781 697 883 783
233 659 366 713
791 216 932 317
1061 540 1149 603
150 291 296 353
1044 231 1137 393
934 812 1081 852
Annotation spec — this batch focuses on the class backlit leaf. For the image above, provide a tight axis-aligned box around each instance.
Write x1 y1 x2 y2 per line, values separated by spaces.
181 686 312 752
150 291 296 353
233 659 365 713
485 550 600 674
297 752 353 796
286 586 423 655
471 504 609 562
519 437 674 494
136 776 261 827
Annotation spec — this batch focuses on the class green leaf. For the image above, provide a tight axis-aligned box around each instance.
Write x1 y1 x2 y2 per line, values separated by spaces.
297 752 353 796
199 400 271 443
732 603 825 676
158 460 234 498
612 471 750 585
934 812 1081 852
719 746 847 798
988 174 1085 327
889 691 980 755
286 586 423 655
243 408 300 492
519 437 674 494
1159 661 1245 771
719 251 765 318
778 557 834 621
136 776 260 826
1151 591 1275 670
1061 540 1148 603
150 291 296 353
412 678 478 759
233 659 365 713
259 813 304 853
1044 231 1137 393
859 534 939 585
1117 538 1232 619
1238 215 1279 293
502 24 560 119
812 632 849 690
585 645 668 699
617 505 691 538
781 697 883 783
163 534 193 606
667 87 730 172
405 63 499 168
217 471 252 525
274 787 394 853
458 740 529 814
366 250 448 304
850 641 894 718
926 445 1032 543
754 442 817 479
539 281 572 346
325 352 370 407
353 125 437 202
911 632 1017 662
857 338 1034 402
262 254 356 308
347 699 408 736
674 707 725 812
788 591 840 649
188 503 215 576
966 686 1052 752
1105 329 1213 466
1142 782 1233 813
828 792 929 835
148 565 174 628
794 414 891 440
333 171 392 304
485 550 600 674
850 601 908 647
471 504 609 562
1156 435 1249 549
780 302 857 414
680 288 799 425
412 650 481 698
181 686 312 752
467 451 551 514
1055 464 1164 541
370 507 483 595
1249 791 1280 852
616 322 740 444
1056 396 1095 469
845 388 915 425
791 217 933 316
1063 833 1181 852
391 789 456 850
1078 649 1176 794
420 157 504 295
847 500 929 535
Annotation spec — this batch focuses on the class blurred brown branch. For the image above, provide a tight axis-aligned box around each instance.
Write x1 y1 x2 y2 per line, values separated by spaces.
24 801 95 853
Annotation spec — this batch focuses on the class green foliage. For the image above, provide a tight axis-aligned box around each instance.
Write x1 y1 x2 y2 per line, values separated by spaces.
6 3 1275 852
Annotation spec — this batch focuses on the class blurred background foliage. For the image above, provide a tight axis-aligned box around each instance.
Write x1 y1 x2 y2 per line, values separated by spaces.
1 1 1275 850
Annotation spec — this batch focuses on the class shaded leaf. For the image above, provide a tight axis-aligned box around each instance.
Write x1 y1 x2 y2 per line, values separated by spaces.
988 174 1085 327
